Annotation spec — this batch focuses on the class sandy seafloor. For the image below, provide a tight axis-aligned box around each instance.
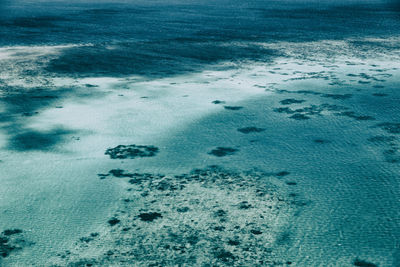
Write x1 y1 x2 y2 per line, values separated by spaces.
1 1 400 266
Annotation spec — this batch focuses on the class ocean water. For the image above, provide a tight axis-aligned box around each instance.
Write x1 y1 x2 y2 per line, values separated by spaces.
0 0 399 266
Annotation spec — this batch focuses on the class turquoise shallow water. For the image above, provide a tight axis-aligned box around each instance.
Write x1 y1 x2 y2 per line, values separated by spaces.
148 76 400 266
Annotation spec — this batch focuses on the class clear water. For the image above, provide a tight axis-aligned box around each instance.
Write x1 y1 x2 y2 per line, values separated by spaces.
0 0 399 266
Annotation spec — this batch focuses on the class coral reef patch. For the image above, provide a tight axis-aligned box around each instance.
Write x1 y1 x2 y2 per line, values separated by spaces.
105 145 159 159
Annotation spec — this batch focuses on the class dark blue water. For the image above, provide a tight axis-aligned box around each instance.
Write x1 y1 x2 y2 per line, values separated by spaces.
1 0 399 77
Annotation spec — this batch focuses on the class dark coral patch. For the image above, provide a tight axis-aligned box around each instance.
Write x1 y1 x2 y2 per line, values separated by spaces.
105 144 159 159
273 107 295 114
138 212 162 222
2 229 22 236
0 229 25 258
208 147 238 157
237 127 266 134
0 236 15 258
313 139 331 144
108 169 135 178
108 218 120 226
372 93 388 97
279 98 305 105
215 250 235 262
250 229 262 235
338 111 375 121
239 201 252 209
97 173 109 179
290 114 310 120
375 122 400 134
353 258 377 267
321 93 352 100
224 106 243 111
276 171 290 177
367 136 396 143
274 103 349 120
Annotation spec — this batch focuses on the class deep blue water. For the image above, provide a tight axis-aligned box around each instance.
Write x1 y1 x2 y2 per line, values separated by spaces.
0 0 399 77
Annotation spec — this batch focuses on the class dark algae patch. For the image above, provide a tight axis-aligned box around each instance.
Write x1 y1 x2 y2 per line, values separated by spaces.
273 102 376 122
108 169 135 178
0 229 27 258
250 229 263 235
274 107 295 114
8 128 74 151
108 218 120 226
138 212 162 222
275 171 290 177
52 167 298 266
215 249 235 263
353 258 378 267
372 93 388 97
0 236 16 258
369 125 400 163
313 139 331 144
367 136 396 143
79 233 99 244
279 98 305 105
237 127 266 134
2 229 22 236
321 93 352 100
375 122 400 134
208 147 238 157
224 106 243 111
290 113 310 120
44 42 275 78
337 111 375 121
105 144 159 159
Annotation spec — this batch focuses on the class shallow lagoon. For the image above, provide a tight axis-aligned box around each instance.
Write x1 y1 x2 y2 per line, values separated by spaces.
0 1 400 266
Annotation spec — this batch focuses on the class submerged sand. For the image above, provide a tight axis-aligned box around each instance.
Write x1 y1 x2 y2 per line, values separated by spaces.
1 37 399 266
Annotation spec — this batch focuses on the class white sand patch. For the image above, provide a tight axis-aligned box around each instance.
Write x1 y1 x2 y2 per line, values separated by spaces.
25 65 278 160
0 44 88 88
